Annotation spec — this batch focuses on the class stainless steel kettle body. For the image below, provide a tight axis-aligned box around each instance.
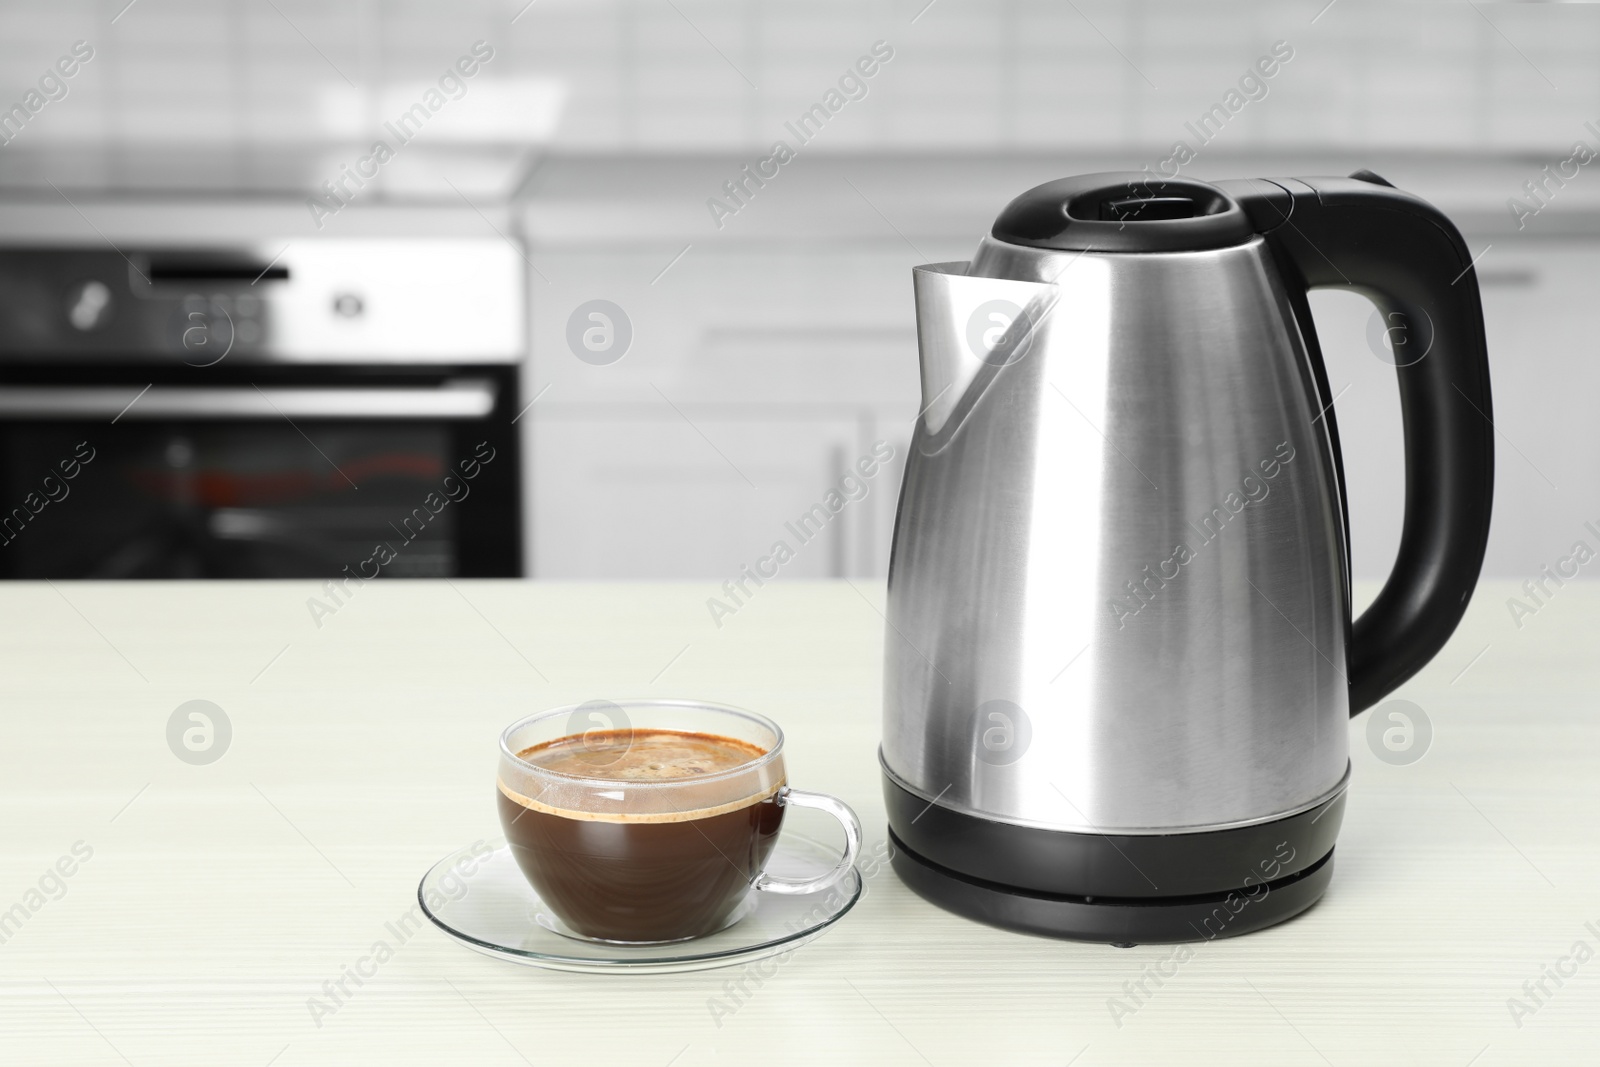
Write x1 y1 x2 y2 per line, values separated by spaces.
882 172 1495 943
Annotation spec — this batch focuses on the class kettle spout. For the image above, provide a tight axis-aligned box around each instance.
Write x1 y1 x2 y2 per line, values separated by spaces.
913 263 1060 435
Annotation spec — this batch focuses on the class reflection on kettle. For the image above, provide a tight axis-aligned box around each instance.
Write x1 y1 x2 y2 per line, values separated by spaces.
881 171 1495 943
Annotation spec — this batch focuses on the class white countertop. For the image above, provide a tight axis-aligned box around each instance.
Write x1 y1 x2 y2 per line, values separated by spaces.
1 578 1596 1065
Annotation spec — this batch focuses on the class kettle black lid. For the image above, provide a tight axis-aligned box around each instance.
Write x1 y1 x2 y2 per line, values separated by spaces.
990 171 1257 253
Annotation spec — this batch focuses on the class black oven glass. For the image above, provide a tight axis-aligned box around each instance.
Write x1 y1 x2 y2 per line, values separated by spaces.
2 422 463 578
0 247 523 580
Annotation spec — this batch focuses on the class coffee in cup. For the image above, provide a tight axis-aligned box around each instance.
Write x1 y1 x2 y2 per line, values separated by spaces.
496 701 861 944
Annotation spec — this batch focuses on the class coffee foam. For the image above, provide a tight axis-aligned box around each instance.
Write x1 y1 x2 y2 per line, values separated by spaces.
496 777 782 824
500 728 783 823
522 730 765 781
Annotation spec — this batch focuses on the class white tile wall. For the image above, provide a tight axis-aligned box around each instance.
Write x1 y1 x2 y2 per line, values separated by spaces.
1 0 1598 585
0 0 1596 189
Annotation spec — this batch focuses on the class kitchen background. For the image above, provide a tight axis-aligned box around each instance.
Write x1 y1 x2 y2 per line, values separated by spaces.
0 0 1593 583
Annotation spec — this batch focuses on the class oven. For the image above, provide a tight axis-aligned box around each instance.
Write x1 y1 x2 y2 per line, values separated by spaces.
0 241 523 579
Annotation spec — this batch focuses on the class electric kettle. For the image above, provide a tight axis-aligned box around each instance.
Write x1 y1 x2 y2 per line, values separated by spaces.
881 171 1494 943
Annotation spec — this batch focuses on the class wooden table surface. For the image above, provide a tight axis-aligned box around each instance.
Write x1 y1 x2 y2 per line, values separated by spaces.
0 578 1596 1065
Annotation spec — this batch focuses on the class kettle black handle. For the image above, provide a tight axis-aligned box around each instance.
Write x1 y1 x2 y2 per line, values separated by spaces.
1223 173 1495 715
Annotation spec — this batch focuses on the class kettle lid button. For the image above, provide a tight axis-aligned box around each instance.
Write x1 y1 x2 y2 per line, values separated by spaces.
990 171 1254 254
1348 168 1396 188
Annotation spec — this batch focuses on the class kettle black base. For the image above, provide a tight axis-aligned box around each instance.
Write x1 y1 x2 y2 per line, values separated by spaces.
882 769 1345 944
888 832 1335 945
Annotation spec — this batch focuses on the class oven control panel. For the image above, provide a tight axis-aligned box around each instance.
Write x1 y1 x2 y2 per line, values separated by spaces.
0 240 524 364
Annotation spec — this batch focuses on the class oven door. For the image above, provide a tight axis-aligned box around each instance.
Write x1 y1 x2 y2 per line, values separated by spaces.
0 364 521 578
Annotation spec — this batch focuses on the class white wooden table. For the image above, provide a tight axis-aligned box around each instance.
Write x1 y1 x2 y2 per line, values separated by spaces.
1 579 1595 1065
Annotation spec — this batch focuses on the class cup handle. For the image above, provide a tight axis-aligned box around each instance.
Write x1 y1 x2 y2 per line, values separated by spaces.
750 786 862 896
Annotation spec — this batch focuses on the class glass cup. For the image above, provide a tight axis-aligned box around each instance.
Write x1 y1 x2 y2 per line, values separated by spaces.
496 699 862 944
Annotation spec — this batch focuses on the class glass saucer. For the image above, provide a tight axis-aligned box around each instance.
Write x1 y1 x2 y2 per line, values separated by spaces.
418 834 862 974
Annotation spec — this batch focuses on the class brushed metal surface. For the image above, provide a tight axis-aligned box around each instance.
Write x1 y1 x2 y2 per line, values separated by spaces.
883 235 1350 833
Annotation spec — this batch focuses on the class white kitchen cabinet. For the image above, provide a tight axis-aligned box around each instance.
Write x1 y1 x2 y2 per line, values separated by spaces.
529 407 906 579
521 243 922 579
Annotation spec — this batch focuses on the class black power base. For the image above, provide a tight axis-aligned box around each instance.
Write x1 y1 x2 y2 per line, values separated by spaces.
890 828 1333 944
883 767 1345 944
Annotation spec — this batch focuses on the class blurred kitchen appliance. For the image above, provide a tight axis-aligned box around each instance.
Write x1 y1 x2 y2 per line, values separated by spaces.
0 240 523 578
881 171 1494 941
